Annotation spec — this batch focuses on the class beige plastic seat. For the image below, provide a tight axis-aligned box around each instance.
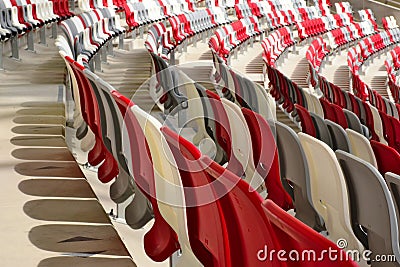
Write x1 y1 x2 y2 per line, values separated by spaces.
132 105 202 267
220 98 266 194
175 74 212 147
58 50 94 153
298 133 366 256
310 93 324 118
254 83 276 122
303 90 315 114
369 103 388 145
346 128 378 168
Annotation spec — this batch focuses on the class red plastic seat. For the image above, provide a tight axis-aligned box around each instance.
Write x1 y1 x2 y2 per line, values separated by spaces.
242 108 293 210
295 104 317 137
161 126 232 267
389 116 400 153
263 200 359 267
379 110 394 147
110 91 179 262
65 56 119 183
331 103 348 129
205 90 244 176
161 126 283 267
371 140 400 176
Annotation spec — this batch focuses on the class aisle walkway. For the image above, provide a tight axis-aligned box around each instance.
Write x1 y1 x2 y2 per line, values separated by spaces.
0 40 136 267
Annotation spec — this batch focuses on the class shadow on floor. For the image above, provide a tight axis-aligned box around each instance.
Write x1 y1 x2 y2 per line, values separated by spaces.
23 199 110 223
11 125 65 135
19 179 96 198
15 161 84 177
29 224 130 256
12 147 75 161
38 257 137 267
11 135 67 147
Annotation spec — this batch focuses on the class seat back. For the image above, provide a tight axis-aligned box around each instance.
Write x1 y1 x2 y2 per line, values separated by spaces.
310 112 333 148
162 126 285 267
242 109 293 210
161 126 233 267
263 200 359 267
385 172 400 242
325 120 351 152
370 140 400 176
220 98 264 193
110 91 179 261
369 103 387 144
298 133 364 252
343 108 363 134
346 128 377 168
198 157 283 267
275 122 324 230
132 105 202 266
310 93 324 117
336 151 400 265
295 104 317 137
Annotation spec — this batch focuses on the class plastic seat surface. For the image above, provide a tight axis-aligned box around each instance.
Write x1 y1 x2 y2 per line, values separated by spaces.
336 151 400 266
263 200 359 267
298 133 365 253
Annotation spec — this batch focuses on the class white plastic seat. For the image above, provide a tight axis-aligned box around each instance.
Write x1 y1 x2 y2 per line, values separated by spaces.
132 105 202 267
368 103 387 145
220 98 266 194
298 133 367 256
310 93 324 118
345 128 378 168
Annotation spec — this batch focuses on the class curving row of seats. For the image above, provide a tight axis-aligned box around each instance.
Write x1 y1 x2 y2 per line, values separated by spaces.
59 52 364 265
261 26 294 67
209 16 262 62
56 11 366 262
348 28 400 100
60 6 125 66
122 0 194 31
297 13 353 41
51 0 400 265
0 0 72 69
386 45 400 103
303 26 400 159
255 1 400 264
145 6 230 62
382 15 399 30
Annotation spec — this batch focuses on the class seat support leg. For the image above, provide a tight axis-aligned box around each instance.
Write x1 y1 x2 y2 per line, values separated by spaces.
115 195 133 222
170 50 175 65
39 27 47 46
101 46 107 63
94 54 101 72
51 23 58 39
26 31 35 52
118 34 124 50
0 42 4 70
107 41 114 56
10 36 20 60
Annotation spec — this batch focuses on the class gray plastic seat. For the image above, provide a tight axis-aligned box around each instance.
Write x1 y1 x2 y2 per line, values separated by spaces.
343 109 363 135
325 120 351 152
343 92 352 111
336 151 400 266
385 173 400 240
356 98 367 125
276 122 325 231
310 112 333 148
